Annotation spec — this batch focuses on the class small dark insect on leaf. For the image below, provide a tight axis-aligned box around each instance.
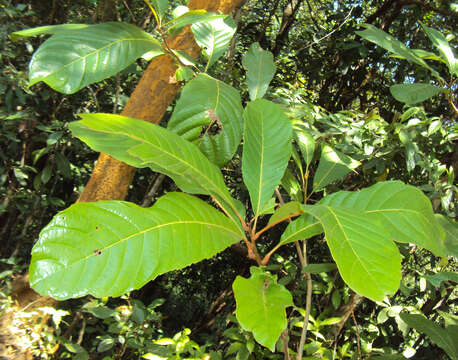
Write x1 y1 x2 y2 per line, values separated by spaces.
94 249 102 256
200 109 223 137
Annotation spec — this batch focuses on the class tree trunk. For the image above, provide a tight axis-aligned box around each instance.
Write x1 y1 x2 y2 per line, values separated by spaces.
77 0 245 202
95 0 119 22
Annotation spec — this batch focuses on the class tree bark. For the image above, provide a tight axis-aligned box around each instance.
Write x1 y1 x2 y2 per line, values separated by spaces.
77 0 245 203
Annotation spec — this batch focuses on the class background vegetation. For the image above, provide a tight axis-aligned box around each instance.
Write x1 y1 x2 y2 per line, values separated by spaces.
0 0 456 359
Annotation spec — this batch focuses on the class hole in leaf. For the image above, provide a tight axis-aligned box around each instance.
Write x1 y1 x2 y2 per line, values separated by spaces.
200 109 222 137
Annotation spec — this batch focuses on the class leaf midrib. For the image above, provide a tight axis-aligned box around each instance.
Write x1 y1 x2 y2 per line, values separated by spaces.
80 123 236 219
36 36 159 83
48 220 241 272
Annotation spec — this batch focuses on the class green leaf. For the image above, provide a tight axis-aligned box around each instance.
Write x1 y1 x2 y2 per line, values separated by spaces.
302 263 337 274
400 313 458 360
242 43 276 101
151 0 169 21
320 181 446 256
191 16 236 70
10 24 89 41
30 192 243 300
166 10 225 35
421 23 458 76
303 204 401 301
313 145 360 191
69 114 239 224
259 198 277 216
233 267 293 351
424 272 458 288
29 22 164 94
390 83 444 105
167 74 243 167
294 126 315 167
267 201 302 226
280 168 303 202
356 24 436 75
242 99 292 216
279 215 323 246
434 214 458 257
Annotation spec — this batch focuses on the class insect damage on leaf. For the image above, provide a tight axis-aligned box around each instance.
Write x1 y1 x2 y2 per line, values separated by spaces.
200 109 223 137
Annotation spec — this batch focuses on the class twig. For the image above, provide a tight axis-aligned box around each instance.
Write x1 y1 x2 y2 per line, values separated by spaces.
141 173 166 207
351 309 362 360
281 328 291 360
296 242 312 360
77 315 86 345
113 72 121 114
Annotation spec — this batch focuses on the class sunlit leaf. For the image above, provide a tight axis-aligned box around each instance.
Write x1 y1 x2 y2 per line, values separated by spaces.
233 267 293 351
242 99 292 215
191 16 236 70
29 22 163 94
10 24 89 41
242 42 276 100
303 204 401 301
320 181 446 256
69 114 238 224
30 193 243 300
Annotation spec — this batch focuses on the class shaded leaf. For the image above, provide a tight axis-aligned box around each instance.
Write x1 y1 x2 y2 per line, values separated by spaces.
242 43 276 100
167 74 243 167
434 214 458 257
313 145 360 190
191 16 236 70
390 83 444 105
302 263 337 274
242 99 292 215
320 181 446 256
10 24 89 41
29 22 163 94
279 215 323 246
303 204 401 301
280 168 303 202
421 22 458 76
424 272 458 288
267 201 302 226
233 267 293 351
30 193 243 300
400 313 458 360
69 114 238 224
150 0 168 21
294 126 315 167
356 24 437 77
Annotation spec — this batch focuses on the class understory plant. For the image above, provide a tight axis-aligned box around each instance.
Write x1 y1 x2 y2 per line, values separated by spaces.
11 1 456 358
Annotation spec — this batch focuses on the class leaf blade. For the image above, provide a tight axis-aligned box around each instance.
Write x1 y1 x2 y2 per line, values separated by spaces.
320 181 446 256
167 74 243 167
30 193 243 300
242 42 276 100
242 99 292 215
389 83 444 105
191 16 236 70
303 204 402 301
29 22 164 94
233 267 293 351
313 145 360 191
69 114 238 223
